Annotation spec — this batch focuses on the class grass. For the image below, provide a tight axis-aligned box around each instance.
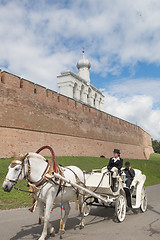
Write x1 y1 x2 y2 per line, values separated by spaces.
0 153 160 210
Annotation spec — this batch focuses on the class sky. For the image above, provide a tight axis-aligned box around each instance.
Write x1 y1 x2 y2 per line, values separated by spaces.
0 0 160 140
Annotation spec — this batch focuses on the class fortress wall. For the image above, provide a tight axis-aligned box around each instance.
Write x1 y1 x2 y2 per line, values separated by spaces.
0 70 154 159
0 127 146 159
21 78 35 94
1 71 21 89
140 129 153 159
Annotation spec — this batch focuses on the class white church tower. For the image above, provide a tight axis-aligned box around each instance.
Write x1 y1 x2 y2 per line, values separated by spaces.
77 49 91 84
57 50 104 110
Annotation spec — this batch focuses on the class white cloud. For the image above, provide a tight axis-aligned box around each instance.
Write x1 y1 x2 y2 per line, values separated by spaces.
103 90 160 140
102 78 160 140
0 0 160 140
106 78 160 104
1 0 160 86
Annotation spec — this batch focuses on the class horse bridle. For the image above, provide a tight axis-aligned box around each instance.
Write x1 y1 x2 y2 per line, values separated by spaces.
5 155 30 185
4 154 52 188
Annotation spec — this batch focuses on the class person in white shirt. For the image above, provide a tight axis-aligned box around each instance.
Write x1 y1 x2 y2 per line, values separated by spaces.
107 149 123 192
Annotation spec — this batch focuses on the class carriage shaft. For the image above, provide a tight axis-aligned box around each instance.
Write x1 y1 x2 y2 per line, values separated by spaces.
53 172 110 205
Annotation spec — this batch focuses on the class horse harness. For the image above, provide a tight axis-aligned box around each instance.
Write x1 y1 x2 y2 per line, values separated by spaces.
5 154 83 207
54 166 84 197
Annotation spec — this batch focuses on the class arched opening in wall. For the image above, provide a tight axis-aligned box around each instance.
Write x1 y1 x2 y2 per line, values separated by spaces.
87 88 92 105
99 97 102 109
73 82 78 99
34 84 37 94
20 79 23 88
80 84 84 102
94 93 97 107
75 101 77 108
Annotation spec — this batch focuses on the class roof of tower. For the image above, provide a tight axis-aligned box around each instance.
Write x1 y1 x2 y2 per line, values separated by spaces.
77 49 91 70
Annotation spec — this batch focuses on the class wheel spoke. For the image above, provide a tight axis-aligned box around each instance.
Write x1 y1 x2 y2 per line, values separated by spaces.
115 195 126 221
140 187 147 212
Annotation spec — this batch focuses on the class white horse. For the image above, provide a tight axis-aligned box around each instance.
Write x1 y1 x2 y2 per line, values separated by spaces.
2 152 85 240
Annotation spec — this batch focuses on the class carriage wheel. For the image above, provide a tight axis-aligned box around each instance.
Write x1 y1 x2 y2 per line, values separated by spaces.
140 186 147 213
115 194 126 222
83 203 91 217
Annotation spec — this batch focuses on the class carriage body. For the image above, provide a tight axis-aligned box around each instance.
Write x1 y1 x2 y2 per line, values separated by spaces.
84 167 147 222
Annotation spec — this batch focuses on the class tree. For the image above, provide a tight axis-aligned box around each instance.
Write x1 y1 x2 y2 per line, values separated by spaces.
152 139 160 153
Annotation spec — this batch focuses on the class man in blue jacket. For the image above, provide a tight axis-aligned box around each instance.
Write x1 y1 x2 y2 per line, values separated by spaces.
123 161 135 191
107 149 123 192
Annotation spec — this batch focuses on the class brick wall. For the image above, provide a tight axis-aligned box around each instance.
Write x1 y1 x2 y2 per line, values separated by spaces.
0 70 154 159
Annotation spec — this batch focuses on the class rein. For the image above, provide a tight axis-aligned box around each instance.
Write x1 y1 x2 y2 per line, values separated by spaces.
14 186 34 194
5 148 55 193
5 158 27 185
6 146 57 187
5 146 84 214
5 146 61 212
5 154 33 193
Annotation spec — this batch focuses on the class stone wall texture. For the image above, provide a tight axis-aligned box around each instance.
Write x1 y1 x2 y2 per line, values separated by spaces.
0 70 154 159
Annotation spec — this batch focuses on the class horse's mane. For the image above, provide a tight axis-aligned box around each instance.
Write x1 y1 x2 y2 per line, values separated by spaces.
13 152 46 162
13 152 28 161
28 152 47 162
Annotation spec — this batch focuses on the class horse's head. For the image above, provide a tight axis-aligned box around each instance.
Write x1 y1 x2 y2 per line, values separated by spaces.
2 156 27 192
2 152 49 192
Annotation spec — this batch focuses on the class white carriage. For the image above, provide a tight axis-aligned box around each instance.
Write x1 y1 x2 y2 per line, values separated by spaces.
83 166 147 222
53 165 147 223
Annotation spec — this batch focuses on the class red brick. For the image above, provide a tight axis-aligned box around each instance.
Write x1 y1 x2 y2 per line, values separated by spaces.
0 70 154 159
1 71 20 89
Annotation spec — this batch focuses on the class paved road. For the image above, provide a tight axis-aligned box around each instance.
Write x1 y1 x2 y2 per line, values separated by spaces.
0 184 160 240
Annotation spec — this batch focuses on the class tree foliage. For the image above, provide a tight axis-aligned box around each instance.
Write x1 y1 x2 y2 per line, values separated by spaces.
152 139 160 154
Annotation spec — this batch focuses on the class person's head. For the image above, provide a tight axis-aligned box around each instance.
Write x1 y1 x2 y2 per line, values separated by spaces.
113 149 120 158
125 161 130 169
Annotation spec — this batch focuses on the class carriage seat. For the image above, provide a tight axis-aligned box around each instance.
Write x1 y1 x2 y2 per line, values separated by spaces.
121 168 142 187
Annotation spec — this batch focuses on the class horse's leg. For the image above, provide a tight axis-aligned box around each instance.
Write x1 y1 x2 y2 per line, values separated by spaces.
38 195 55 240
38 201 54 236
78 193 85 229
38 201 44 224
47 222 55 237
59 201 71 234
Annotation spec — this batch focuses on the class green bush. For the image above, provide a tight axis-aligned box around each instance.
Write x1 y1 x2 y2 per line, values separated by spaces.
152 139 160 153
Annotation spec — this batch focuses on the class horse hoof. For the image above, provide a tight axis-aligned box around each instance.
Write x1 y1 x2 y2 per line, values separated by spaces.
50 232 55 237
38 237 45 240
58 229 65 235
50 227 55 237
79 224 84 230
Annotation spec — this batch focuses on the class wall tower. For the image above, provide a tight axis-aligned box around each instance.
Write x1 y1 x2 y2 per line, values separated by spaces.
57 50 104 110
